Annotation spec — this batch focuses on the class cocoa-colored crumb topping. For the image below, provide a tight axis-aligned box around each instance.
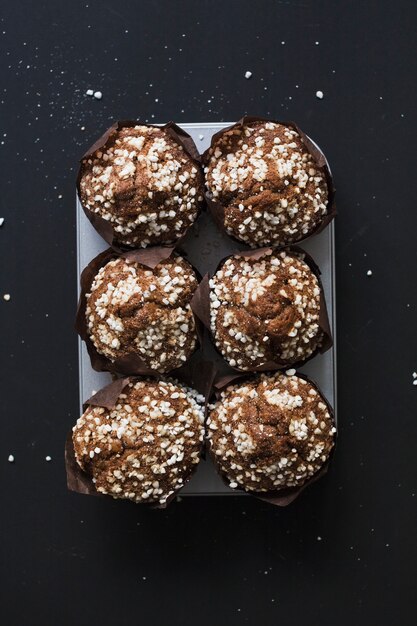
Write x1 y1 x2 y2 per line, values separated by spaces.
86 255 198 373
207 371 336 492
73 379 205 505
204 121 328 247
209 249 323 370
79 125 204 247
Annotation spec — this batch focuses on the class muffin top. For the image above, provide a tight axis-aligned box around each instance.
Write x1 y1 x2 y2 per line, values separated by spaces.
73 378 205 505
79 124 204 247
204 121 329 247
209 250 324 370
207 371 336 493
86 255 198 372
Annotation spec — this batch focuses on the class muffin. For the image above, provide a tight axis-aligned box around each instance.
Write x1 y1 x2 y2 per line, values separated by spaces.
72 378 205 505
78 123 204 247
207 371 336 493
86 254 198 372
209 249 326 370
204 120 330 247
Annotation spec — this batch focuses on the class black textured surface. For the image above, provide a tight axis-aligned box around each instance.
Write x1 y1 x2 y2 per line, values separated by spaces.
1 2 416 625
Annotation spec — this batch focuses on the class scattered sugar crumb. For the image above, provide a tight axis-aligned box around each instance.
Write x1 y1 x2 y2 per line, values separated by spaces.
317 536 322 541
244 71 252 79
281 41 285 45
93 91 102 100
413 380 417 386
86 89 94 96
0 217 4 226
316 90 324 99
315 41 320 45
412 372 417 379
198 134 204 141
80 126 85 131
367 270 373 276
45 455 52 462
8 454 14 463
142 576 147 580
3 293 10 301
58 194 62 199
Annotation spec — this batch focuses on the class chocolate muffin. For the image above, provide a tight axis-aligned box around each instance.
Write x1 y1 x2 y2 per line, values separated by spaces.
86 255 198 372
73 378 205 505
209 249 325 370
207 371 336 493
79 124 204 247
204 120 329 247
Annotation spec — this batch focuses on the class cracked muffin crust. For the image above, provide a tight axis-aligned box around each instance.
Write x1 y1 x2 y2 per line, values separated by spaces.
207 371 336 493
79 124 204 247
209 249 324 370
204 120 329 247
86 255 199 372
73 378 205 505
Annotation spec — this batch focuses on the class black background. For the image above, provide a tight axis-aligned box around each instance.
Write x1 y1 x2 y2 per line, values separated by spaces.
1 1 416 624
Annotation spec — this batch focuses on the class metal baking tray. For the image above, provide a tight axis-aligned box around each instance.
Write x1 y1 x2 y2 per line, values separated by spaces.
77 122 337 496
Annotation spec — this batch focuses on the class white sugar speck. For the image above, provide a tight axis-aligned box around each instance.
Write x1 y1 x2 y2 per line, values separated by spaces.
317 536 322 541
0 217 4 226
244 71 252 79
93 91 102 100
80 126 85 131
86 89 94 96
316 90 324 99
412 372 417 379
413 380 417 386
45 455 52 462
3 293 10 301
199 134 204 141
367 270 373 276
8 454 14 463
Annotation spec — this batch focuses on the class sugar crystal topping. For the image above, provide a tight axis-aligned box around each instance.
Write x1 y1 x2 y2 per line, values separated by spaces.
73 379 205 505
207 371 336 492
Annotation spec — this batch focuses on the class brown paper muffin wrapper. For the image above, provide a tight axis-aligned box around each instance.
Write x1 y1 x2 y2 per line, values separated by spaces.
77 120 204 250
207 370 337 506
202 116 336 247
75 246 205 376
190 245 333 373
65 363 216 509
